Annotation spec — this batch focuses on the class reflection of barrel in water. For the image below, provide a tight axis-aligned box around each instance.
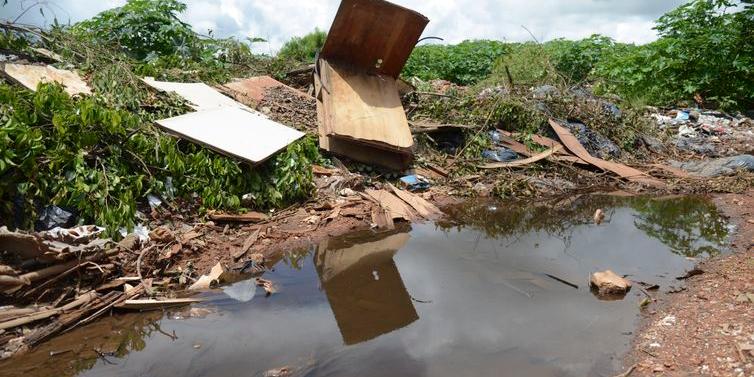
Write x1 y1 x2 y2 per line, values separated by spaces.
314 232 418 346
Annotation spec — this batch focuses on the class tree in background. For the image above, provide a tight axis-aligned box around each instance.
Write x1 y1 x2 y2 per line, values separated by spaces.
596 0 754 110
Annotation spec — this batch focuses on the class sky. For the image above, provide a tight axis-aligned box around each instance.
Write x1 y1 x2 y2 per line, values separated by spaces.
1 0 690 54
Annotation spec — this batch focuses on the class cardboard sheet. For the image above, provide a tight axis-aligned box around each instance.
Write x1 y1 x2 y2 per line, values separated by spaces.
156 107 304 164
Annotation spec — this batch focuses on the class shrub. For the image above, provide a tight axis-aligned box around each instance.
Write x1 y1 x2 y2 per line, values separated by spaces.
403 40 509 85
277 29 327 63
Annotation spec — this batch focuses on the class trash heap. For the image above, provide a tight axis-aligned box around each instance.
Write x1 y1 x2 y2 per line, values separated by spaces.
652 109 754 157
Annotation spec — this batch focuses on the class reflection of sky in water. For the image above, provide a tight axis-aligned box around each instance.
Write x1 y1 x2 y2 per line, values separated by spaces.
54 198 727 377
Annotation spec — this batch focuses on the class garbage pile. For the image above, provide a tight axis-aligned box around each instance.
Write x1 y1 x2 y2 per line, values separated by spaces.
652 109 754 157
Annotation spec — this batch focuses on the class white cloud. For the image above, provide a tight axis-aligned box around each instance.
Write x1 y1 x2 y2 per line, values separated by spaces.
0 0 690 52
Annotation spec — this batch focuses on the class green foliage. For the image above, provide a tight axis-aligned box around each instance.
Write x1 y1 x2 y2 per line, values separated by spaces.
546 35 619 83
595 0 754 110
277 29 327 63
71 0 196 60
403 40 509 85
68 0 267 85
487 42 561 87
0 83 321 235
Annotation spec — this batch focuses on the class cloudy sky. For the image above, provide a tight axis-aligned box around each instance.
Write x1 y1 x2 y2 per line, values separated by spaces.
1 0 689 53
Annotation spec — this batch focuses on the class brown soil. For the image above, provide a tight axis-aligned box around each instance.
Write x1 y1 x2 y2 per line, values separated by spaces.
625 190 754 376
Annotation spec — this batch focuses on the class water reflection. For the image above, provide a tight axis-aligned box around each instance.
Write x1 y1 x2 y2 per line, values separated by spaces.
0 195 731 377
314 232 417 345
0 312 164 377
440 195 728 258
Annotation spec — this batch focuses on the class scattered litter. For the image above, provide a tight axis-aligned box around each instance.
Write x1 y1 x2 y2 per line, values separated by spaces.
673 154 754 177
675 111 690 121
594 209 605 225
398 175 430 192
1 63 91 96
44 225 104 245
590 270 632 297
189 263 226 291
660 315 677 326
155 107 305 165
223 279 257 303
482 147 519 162
35 206 76 232
147 194 163 209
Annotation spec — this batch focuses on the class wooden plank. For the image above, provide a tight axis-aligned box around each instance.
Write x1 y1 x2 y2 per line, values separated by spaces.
320 60 413 150
115 298 201 310
387 184 442 220
364 189 417 221
155 107 304 165
549 119 666 188
479 146 562 169
320 0 429 79
2 63 91 96
209 211 269 223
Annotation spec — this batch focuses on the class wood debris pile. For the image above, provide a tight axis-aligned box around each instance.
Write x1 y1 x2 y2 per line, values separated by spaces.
0 225 206 360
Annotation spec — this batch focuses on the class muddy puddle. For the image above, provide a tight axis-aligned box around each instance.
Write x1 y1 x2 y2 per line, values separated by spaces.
0 195 731 377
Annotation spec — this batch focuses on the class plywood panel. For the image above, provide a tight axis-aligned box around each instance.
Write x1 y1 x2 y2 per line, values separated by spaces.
2 63 91 96
155 107 304 164
320 60 413 149
320 0 429 78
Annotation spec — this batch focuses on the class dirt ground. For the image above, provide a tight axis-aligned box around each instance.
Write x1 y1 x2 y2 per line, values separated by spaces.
625 190 754 377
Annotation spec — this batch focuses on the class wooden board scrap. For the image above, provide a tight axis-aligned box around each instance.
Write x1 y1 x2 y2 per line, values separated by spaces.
479 145 562 169
387 184 442 220
115 298 201 310
220 76 310 104
142 78 248 112
364 189 418 222
2 63 91 96
549 119 666 188
498 133 587 165
233 228 262 260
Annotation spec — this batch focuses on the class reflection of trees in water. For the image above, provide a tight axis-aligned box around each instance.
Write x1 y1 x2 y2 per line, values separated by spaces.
631 196 728 257
437 195 728 258
1 312 164 377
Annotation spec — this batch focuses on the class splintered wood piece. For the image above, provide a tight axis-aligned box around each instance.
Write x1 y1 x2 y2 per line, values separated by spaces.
387 184 442 220
365 189 418 221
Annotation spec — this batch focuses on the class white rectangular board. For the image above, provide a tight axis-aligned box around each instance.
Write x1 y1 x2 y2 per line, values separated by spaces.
156 107 305 164
142 78 249 112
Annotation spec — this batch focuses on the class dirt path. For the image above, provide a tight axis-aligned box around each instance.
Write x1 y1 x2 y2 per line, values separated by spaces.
626 190 754 376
